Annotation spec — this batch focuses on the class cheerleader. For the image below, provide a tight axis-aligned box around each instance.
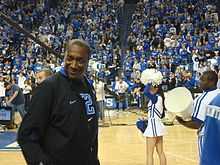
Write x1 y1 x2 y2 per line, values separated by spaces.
143 84 167 165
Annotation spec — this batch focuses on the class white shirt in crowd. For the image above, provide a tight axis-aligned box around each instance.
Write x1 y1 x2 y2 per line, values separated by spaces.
131 70 141 80
133 61 141 71
95 80 105 101
17 74 26 89
217 72 220 89
192 56 199 72
23 84 32 95
0 81 5 97
115 80 129 94
164 37 171 48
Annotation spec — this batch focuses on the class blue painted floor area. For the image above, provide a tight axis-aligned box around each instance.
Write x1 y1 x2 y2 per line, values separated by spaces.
0 131 19 150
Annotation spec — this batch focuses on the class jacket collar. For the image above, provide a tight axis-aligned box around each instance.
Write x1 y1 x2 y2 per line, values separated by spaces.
59 67 68 77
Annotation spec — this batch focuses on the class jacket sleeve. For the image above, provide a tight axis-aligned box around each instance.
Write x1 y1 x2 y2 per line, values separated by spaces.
17 80 54 165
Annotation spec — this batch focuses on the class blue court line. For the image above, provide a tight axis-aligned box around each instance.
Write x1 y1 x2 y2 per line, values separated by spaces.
0 131 19 150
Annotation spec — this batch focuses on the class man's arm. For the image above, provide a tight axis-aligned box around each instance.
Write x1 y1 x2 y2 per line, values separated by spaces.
176 116 203 129
7 91 18 105
17 80 54 165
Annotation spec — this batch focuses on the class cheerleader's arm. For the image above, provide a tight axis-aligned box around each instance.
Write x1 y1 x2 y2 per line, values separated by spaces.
143 84 158 104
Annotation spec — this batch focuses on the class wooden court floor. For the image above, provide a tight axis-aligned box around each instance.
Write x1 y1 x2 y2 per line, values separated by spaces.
0 111 198 165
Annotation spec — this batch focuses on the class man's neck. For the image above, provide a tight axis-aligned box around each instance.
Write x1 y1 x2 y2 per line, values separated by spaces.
204 87 217 92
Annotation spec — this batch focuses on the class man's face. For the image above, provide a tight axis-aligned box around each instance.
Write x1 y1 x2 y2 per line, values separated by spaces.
64 44 89 80
36 71 47 84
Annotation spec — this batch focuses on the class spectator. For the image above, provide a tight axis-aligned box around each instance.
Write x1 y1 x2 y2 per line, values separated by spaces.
23 80 32 111
35 67 53 85
0 74 5 103
17 39 100 165
4 81 26 118
94 78 105 120
115 78 129 111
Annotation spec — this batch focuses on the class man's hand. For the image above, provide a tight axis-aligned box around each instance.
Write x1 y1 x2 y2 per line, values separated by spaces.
6 101 10 106
176 116 201 129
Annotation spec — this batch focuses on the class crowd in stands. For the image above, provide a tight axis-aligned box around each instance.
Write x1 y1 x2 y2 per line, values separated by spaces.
124 0 220 94
0 0 121 108
0 0 220 110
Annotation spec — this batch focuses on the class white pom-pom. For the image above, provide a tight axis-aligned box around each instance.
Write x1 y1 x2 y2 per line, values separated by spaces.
140 69 163 85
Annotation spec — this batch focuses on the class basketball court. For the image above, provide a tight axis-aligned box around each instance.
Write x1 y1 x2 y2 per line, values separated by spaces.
0 111 198 165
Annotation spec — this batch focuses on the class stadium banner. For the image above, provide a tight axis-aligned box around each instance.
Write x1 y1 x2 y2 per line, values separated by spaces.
105 95 128 109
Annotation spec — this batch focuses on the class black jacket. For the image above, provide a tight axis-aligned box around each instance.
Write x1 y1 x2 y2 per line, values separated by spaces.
17 72 100 165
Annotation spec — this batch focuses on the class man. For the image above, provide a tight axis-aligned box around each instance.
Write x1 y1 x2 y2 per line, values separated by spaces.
18 39 100 165
115 78 129 111
30 67 53 99
4 81 26 118
0 74 5 103
176 70 220 160
35 68 53 85
200 93 220 165
94 78 105 121
131 78 144 108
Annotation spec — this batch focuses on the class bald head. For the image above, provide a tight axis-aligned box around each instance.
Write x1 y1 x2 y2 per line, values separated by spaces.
66 39 91 58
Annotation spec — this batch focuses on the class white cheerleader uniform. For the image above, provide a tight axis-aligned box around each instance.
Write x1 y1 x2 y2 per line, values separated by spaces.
143 95 166 137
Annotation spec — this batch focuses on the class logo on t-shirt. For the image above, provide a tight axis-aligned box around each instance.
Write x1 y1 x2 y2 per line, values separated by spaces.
80 93 95 115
